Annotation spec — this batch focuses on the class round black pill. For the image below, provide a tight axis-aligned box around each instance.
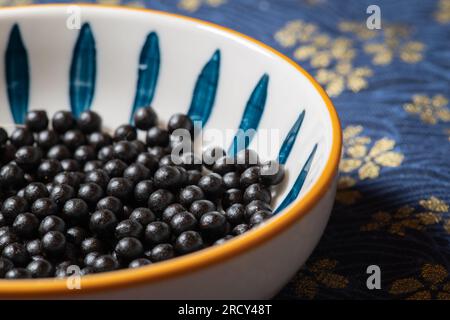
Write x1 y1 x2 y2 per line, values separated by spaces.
168 113 194 136
37 130 59 150
84 252 101 267
78 183 104 207
260 160 285 186
232 223 249 236
212 156 235 175
27 259 53 278
106 177 133 201
162 203 186 223
0 233 19 252
31 198 58 219
131 140 146 153
103 159 127 178
199 211 227 240
62 130 86 150
13 213 39 238
174 231 203 255
134 180 154 204
0 163 25 189
129 258 151 268
61 159 80 172
221 188 243 209
47 144 72 160
37 159 62 182
10 127 34 148
81 237 104 255
93 255 118 273
5 268 32 279
0 257 13 277
159 154 175 167
170 211 197 235
113 141 138 163
1 196 28 223
114 237 144 262
50 184 75 207
52 111 75 134
214 235 233 246
88 132 112 151
114 124 137 141
154 166 181 189
150 243 175 262
225 203 246 225
148 189 175 214
83 160 104 172
39 215 66 235
123 163 149 185
54 172 81 188
96 196 123 216
245 200 272 220
66 227 88 246
15 146 42 171
41 231 66 256
133 107 157 130
25 110 49 132
0 144 17 165
198 173 223 196
25 239 43 257
77 110 102 134
136 152 159 173
146 127 170 147
178 185 204 207
24 182 48 203
240 166 261 189
62 199 89 223
129 207 155 226
85 169 110 189
148 146 168 160
243 183 271 204
249 210 272 227
2 243 29 267
74 145 96 164
115 219 143 239
145 221 171 245
89 209 118 237
98 145 114 162
223 172 241 189
189 200 216 219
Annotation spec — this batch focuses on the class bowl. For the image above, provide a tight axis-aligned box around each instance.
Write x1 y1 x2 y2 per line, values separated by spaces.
0 4 341 299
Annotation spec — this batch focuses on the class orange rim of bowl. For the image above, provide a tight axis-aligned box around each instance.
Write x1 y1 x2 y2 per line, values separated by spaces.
0 3 342 298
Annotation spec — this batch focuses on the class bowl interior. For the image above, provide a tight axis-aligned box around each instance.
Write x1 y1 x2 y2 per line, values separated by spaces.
0 5 334 216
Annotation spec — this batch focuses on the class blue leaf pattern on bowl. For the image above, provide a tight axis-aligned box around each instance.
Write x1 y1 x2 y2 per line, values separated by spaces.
69 23 96 117
228 74 269 156
130 32 160 122
5 24 29 124
278 110 306 165
187 49 220 127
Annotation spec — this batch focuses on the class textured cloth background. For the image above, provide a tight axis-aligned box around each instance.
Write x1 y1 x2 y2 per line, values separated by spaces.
4 0 450 299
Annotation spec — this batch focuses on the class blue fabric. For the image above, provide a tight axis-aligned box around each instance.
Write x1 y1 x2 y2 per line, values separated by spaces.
13 0 450 299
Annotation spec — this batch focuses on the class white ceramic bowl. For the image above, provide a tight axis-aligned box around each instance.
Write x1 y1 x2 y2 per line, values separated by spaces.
0 4 341 299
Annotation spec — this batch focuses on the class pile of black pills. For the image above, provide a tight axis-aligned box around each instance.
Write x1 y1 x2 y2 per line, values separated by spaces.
0 107 285 279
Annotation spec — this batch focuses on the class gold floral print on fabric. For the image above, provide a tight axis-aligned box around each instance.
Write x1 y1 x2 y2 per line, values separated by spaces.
274 20 373 97
361 197 449 236
390 264 450 300
404 94 450 125
339 22 425 65
178 0 226 12
435 0 450 24
340 125 404 180
292 259 349 299
335 176 362 205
